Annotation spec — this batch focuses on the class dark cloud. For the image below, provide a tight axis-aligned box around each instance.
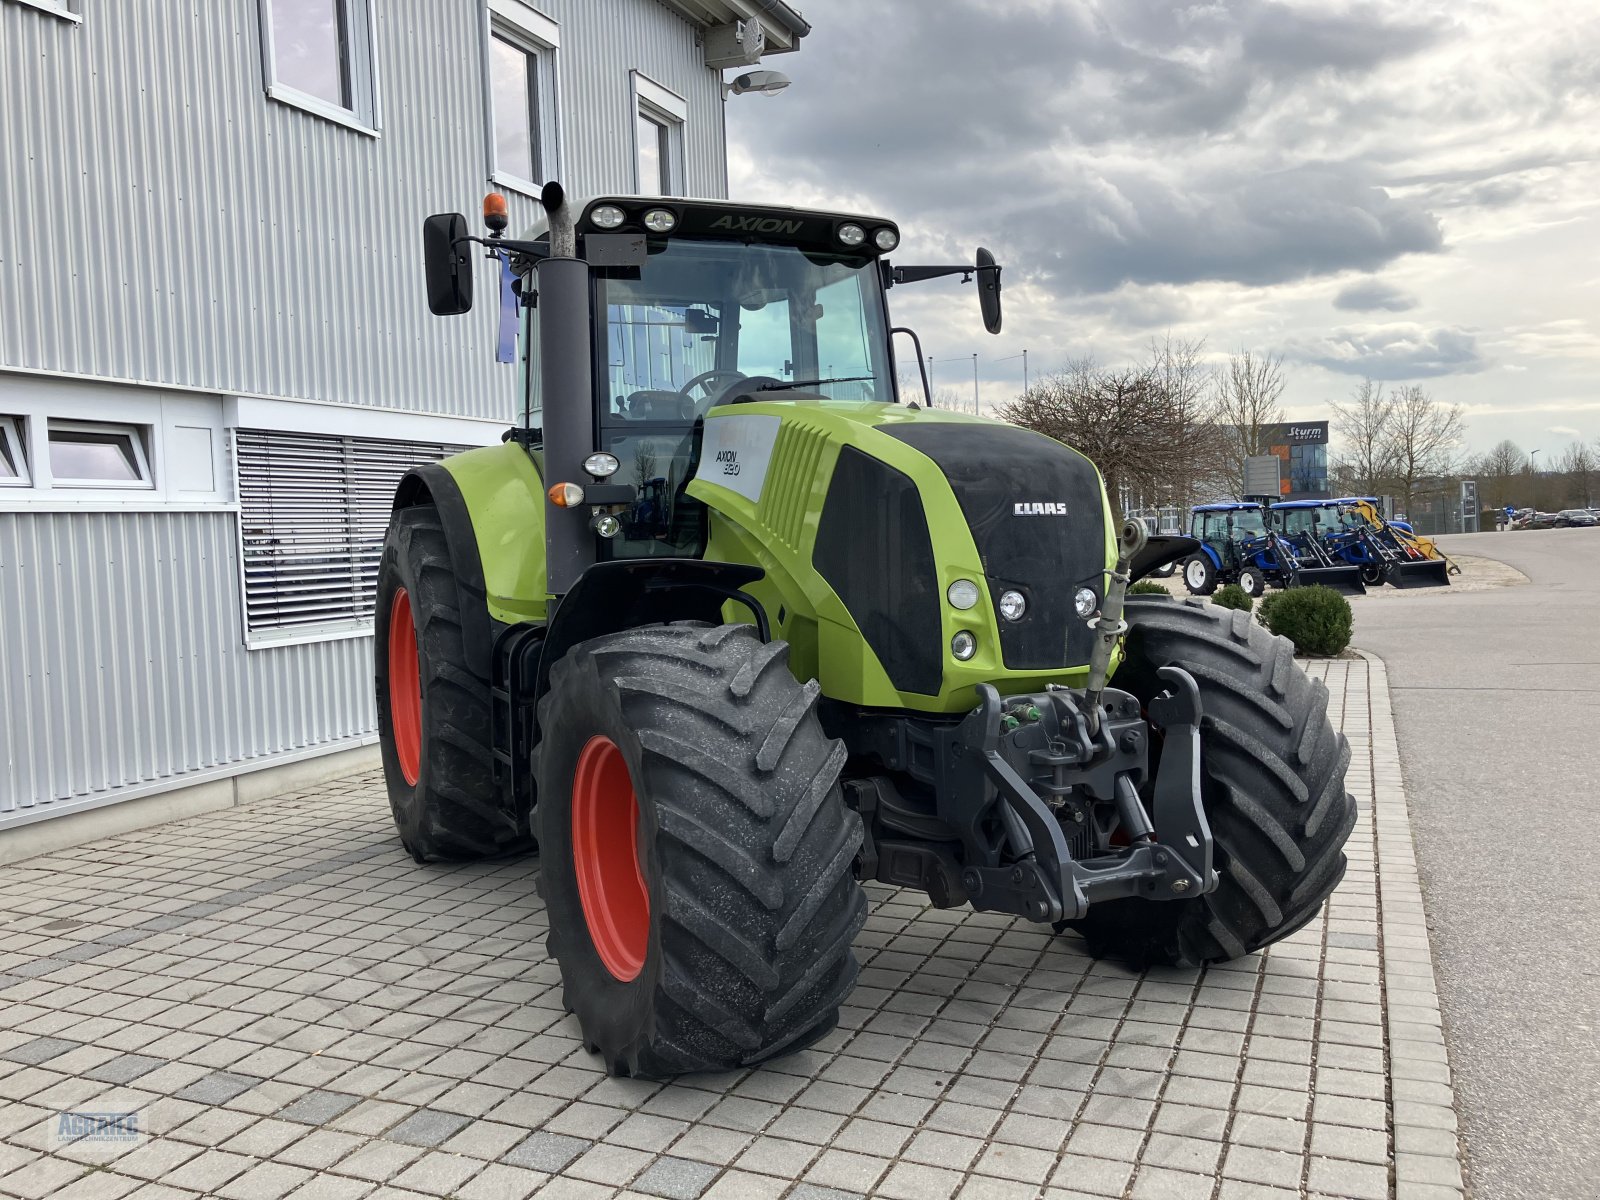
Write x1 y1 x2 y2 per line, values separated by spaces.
1010 162 1442 295
1289 324 1488 379
1240 2 1445 74
732 0 1452 296
1334 279 1419 313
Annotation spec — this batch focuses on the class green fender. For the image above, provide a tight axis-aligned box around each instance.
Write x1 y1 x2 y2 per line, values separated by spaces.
437 442 550 625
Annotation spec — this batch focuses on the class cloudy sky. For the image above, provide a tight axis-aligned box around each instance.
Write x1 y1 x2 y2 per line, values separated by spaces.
726 0 1600 458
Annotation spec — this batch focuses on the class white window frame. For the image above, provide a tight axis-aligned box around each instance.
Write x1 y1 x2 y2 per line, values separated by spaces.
257 0 381 136
482 0 561 196
0 416 30 487
46 419 155 491
6 0 81 22
631 71 687 195
0 377 233 510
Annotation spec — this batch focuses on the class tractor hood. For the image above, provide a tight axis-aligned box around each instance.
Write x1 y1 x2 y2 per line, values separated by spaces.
688 403 1118 712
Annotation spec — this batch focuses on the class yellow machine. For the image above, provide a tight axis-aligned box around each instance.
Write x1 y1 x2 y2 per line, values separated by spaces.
1344 498 1459 580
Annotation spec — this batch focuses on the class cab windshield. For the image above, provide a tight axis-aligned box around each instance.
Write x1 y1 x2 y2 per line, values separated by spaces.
1197 509 1266 540
596 238 894 421
587 238 892 561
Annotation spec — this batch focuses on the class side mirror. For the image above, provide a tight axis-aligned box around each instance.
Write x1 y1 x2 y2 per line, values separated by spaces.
423 213 474 316
976 247 1002 334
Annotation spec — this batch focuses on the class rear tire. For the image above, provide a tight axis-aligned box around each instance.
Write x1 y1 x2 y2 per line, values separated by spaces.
1183 554 1217 595
1068 597 1357 967
536 622 867 1078
375 505 533 861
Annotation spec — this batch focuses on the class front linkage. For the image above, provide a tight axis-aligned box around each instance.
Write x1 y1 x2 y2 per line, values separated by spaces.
838 520 1217 926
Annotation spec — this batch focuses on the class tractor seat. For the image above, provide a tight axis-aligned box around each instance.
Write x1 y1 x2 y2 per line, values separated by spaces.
624 390 693 421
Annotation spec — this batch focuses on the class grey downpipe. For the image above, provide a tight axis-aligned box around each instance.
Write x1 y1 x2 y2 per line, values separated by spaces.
1083 518 1149 736
538 192 594 596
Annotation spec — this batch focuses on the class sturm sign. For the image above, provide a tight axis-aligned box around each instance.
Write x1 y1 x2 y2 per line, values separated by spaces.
1282 422 1328 445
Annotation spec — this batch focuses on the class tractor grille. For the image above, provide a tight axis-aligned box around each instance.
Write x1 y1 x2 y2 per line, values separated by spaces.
886 423 1106 670
813 446 942 696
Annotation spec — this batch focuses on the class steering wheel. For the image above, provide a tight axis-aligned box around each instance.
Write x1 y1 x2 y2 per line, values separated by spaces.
679 369 748 406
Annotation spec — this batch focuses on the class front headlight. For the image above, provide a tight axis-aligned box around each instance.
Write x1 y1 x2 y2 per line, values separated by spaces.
1074 587 1097 618
998 590 1026 622
950 630 977 660
946 579 981 610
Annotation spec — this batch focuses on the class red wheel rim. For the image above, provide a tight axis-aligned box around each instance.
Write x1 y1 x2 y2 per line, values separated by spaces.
388 588 422 786
571 735 649 981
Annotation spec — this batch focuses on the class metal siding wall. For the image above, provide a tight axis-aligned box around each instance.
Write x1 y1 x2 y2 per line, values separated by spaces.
0 0 734 818
0 0 727 418
0 510 373 820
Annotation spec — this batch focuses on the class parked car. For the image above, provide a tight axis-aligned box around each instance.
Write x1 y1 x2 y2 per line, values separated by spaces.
1555 509 1598 527
1512 510 1560 530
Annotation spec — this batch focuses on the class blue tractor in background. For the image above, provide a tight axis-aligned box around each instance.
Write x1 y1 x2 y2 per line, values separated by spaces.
1184 501 1367 597
1271 498 1451 588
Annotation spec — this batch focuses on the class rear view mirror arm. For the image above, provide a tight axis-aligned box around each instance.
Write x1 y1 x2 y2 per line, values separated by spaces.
885 263 998 287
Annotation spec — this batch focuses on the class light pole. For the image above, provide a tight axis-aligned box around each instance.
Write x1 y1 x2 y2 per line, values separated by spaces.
971 354 979 415
995 350 1030 398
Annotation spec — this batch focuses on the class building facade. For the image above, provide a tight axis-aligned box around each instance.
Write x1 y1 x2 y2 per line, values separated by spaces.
0 0 806 828
1262 421 1330 500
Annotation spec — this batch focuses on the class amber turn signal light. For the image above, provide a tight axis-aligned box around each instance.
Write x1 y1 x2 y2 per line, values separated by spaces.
548 481 585 508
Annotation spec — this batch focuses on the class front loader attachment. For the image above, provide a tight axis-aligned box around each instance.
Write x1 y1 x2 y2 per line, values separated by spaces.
1383 556 1451 588
1291 564 1368 595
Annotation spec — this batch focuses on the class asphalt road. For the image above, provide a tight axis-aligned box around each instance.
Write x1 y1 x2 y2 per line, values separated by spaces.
1352 528 1600 1200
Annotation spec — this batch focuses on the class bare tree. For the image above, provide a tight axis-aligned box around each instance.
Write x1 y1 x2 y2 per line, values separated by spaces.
1213 350 1286 495
1330 380 1398 496
1386 385 1466 516
929 387 968 412
1557 441 1595 507
1474 438 1524 512
1142 334 1226 508
998 360 1185 519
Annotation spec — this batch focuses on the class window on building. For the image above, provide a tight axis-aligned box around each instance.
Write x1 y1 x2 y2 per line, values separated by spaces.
0 417 29 487
632 73 686 195
259 0 378 129
234 429 471 640
47 421 152 488
485 2 559 192
637 112 669 195
490 34 539 183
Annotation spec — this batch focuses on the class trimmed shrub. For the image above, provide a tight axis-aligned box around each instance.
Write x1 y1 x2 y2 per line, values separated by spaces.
1260 585 1353 656
1212 583 1254 612
1255 590 1282 629
1128 580 1171 596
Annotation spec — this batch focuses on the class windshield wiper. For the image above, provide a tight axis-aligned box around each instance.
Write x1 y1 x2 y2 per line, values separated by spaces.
759 375 874 391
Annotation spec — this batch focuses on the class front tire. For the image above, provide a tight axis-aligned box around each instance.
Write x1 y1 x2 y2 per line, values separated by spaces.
1360 563 1383 587
1069 597 1357 967
1183 554 1218 595
375 505 533 861
536 623 867 1078
1237 566 1266 597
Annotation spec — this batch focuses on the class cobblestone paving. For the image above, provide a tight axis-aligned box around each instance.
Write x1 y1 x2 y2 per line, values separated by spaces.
0 656 1464 1200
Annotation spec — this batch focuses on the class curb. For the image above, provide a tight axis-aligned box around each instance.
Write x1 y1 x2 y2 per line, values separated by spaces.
1358 650 1469 1198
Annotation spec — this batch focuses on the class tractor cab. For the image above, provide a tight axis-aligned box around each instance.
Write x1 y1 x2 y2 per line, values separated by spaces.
1189 502 1267 566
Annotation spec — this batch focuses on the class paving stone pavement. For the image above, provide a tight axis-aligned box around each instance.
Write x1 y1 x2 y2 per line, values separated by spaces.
0 654 1465 1200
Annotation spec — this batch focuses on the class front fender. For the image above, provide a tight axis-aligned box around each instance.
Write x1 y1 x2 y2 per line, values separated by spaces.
436 441 549 625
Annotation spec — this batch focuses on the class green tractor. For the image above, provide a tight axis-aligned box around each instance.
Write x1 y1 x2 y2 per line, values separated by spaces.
376 184 1355 1079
